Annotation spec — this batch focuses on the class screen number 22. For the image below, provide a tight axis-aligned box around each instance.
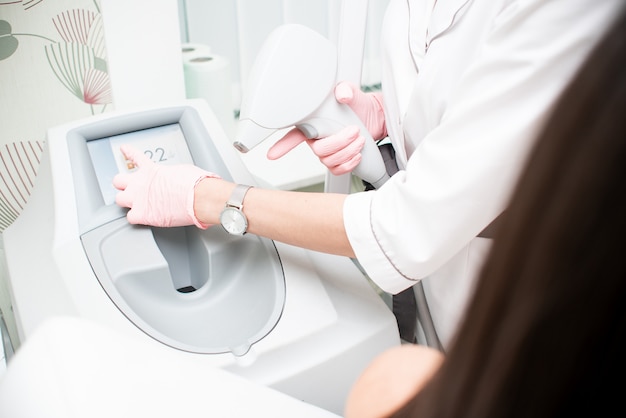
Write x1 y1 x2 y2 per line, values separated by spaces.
143 147 168 163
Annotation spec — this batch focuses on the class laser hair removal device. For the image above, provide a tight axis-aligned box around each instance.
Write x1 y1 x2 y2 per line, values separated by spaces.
234 23 390 189
0 99 399 415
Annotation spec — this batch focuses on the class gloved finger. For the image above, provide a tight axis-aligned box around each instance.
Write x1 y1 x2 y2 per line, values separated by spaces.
266 127 308 160
307 125 361 157
120 144 153 169
115 189 134 209
334 81 358 104
317 134 365 168
334 81 373 110
112 172 130 191
327 153 362 176
125 207 145 225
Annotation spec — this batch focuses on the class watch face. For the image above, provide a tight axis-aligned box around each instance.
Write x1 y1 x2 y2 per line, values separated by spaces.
220 207 248 235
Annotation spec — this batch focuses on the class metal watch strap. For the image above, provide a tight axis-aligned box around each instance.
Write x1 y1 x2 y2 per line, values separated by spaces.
226 184 252 209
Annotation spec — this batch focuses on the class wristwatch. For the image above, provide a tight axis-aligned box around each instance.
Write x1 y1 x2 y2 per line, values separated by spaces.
219 184 253 235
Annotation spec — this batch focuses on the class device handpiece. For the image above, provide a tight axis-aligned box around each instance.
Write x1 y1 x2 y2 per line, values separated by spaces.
234 23 390 189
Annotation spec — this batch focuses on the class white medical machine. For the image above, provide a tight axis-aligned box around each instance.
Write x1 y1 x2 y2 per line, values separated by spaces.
0 99 399 414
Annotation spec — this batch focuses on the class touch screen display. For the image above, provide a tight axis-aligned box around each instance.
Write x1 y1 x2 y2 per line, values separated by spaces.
87 123 194 205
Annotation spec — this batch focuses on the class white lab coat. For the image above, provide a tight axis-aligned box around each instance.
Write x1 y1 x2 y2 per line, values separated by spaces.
344 0 621 348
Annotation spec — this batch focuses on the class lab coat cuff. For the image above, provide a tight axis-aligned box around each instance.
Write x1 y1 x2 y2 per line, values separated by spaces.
344 192 418 294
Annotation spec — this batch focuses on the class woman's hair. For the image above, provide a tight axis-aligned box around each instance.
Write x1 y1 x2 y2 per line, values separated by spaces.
392 7 626 418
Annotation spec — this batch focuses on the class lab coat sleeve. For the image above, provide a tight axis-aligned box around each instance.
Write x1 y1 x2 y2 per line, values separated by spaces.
344 0 621 294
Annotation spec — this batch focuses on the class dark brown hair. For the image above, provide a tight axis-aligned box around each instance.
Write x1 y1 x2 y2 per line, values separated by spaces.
392 6 626 418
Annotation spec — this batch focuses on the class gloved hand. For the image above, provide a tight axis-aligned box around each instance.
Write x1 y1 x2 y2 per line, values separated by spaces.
267 81 387 176
113 144 219 228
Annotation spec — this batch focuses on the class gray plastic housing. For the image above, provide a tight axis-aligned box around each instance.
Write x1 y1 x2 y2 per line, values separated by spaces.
66 105 285 355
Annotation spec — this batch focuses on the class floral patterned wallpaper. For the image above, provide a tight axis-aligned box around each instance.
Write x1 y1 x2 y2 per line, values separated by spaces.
0 0 112 231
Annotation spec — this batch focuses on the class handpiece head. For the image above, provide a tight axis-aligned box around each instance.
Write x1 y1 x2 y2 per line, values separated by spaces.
233 119 278 153
234 23 337 153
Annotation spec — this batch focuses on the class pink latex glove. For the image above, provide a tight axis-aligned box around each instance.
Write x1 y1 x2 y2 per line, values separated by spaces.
267 81 387 176
113 144 219 228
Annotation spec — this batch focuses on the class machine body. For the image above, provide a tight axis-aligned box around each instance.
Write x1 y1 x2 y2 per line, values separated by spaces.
0 99 399 414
